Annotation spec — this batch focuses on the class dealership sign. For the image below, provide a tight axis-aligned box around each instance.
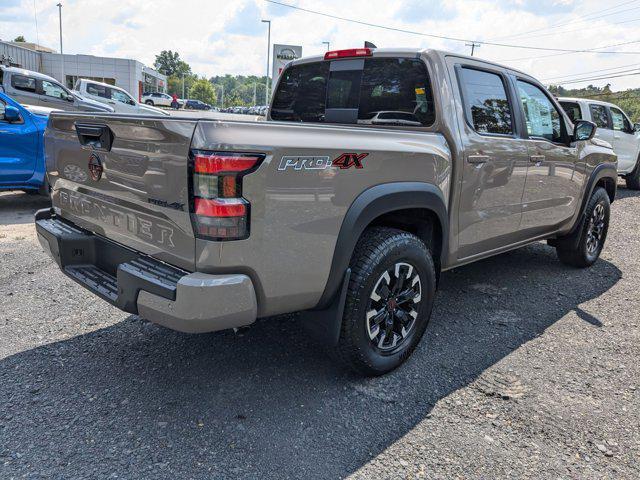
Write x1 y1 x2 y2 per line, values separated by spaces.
272 44 302 85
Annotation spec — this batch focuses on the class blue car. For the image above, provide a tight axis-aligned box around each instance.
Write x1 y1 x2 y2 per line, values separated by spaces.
0 92 53 195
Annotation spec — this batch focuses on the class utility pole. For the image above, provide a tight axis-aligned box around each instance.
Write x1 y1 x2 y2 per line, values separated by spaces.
466 42 481 57
322 41 330 51
182 73 185 99
261 19 271 105
56 3 64 87
253 83 257 106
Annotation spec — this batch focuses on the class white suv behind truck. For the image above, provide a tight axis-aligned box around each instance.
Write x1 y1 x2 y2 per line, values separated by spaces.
560 97 640 189
75 79 168 116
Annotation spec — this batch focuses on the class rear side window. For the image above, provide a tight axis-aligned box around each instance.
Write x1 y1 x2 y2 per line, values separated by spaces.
87 83 109 98
11 74 36 93
271 57 435 127
560 101 582 123
589 104 610 129
458 67 512 135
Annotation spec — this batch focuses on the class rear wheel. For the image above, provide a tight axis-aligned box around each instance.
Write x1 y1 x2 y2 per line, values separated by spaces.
145 100 154 106
336 227 436 376
556 187 610 268
625 156 640 190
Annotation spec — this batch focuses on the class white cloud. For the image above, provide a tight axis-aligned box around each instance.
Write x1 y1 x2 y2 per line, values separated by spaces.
1 0 639 89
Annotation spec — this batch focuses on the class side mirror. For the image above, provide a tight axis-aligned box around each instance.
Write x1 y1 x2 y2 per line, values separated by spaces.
634 123 640 133
129 99 136 105
574 120 597 142
66 94 74 102
3 105 21 123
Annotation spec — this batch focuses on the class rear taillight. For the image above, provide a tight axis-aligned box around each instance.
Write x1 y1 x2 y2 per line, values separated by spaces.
324 48 373 60
190 151 265 241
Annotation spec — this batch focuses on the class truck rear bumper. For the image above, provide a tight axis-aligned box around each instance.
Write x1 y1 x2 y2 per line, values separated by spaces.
35 208 257 333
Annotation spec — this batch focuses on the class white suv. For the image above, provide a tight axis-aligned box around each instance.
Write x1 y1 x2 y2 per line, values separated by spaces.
559 97 640 189
75 79 168 116
142 92 183 108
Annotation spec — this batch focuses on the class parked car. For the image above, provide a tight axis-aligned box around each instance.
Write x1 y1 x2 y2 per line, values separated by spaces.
359 111 423 126
184 99 211 110
559 97 640 189
37 47 617 376
0 92 53 194
142 92 183 108
0 65 113 113
75 79 168 116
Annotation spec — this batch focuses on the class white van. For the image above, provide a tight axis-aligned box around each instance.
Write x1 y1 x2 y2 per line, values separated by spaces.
74 79 169 116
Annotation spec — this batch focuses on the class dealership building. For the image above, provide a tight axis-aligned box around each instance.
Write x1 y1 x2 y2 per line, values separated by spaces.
0 40 166 100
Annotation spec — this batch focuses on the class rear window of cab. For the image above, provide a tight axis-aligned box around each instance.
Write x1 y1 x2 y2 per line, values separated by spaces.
271 57 435 128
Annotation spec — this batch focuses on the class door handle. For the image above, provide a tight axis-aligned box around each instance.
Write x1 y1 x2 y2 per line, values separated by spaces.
467 155 490 164
530 155 545 163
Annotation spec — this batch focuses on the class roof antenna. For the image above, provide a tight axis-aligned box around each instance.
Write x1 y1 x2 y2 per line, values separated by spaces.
364 41 377 49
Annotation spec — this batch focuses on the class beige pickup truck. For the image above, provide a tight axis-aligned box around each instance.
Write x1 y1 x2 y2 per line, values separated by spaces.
36 47 617 375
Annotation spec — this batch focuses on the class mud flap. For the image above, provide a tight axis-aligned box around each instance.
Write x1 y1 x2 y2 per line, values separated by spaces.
300 268 351 346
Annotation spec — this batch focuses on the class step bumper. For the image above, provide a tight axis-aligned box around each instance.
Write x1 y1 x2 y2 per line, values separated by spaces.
35 208 257 333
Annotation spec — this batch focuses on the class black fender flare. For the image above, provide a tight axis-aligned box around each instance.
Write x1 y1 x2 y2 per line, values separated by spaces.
550 163 617 248
315 182 449 310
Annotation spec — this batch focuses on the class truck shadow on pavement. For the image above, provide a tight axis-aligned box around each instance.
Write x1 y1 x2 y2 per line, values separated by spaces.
0 240 622 478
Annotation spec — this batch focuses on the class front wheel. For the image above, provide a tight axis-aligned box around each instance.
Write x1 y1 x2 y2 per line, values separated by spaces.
556 187 610 268
335 227 437 376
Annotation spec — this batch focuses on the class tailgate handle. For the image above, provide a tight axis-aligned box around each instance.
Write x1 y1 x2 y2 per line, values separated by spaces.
75 123 114 152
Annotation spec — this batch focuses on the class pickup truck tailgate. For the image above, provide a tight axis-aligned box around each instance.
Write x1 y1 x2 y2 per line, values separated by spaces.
45 114 198 271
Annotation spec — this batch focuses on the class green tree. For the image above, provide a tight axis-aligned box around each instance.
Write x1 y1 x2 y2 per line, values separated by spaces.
189 78 217 105
13 35 26 42
154 50 191 77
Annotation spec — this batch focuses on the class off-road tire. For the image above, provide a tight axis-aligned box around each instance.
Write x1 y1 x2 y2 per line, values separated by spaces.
556 187 610 268
336 227 437 376
625 156 640 190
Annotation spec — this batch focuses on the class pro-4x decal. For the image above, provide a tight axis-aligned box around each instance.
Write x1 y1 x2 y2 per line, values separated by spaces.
278 153 369 171
332 153 368 169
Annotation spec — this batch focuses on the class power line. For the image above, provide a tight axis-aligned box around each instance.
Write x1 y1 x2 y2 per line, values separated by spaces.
265 0 640 55
516 16 640 41
501 39 640 62
491 0 640 40
552 71 640 85
542 63 640 82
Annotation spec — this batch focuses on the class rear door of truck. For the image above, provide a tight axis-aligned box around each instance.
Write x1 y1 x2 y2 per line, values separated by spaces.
45 113 198 270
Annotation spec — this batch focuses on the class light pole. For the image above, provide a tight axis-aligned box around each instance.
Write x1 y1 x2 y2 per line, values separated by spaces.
322 41 330 51
253 82 257 106
215 84 224 108
56 3 64 87
182 73 185 99
261 19 271 105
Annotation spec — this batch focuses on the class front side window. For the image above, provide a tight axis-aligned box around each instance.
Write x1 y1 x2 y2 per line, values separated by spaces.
459 67 512 135
0 99 5 120
517 81 563 143
41 80 68 99
589 104 610 129
560 101 582 123
11 75 36 93
610 107 632 132
111 89 132 104
271 57 435 127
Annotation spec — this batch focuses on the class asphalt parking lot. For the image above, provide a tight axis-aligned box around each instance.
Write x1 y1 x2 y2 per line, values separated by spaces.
0 185 638 479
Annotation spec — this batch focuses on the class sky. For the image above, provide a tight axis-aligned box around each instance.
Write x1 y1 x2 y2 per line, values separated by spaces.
1 0 640 90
